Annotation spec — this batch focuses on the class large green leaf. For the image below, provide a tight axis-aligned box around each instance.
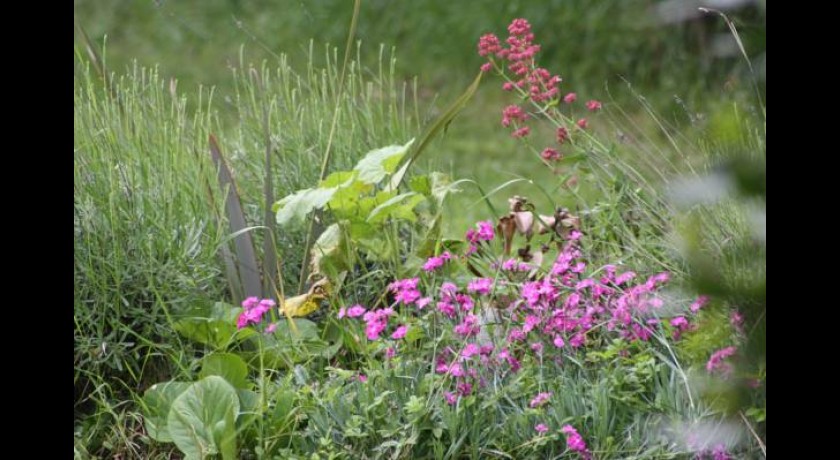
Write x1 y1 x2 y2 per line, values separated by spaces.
199 353 250 390
274 187 338 226
167 376 240 460
353 139 415 185
142 381 191 443
174 318 238 349
173 302 256 349
366 192 426 223
310 223 349 277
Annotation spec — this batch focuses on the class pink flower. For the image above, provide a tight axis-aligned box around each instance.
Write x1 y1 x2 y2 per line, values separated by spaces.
241 296 259 310
586 100 602 111
423 255 447 272
395 288 421 305
480 62 492 72
690 295 710 313
357 374 368 383
444 391 458 405
570 333 585 348
366 321 387 341
522 315 541 333
576 118 588 129
337 307 346 319
416 297 432 309
466 221 494 244
561 425 590 457
385 347 396 359
437 301 456 318
454 314 480 337
530 342 544 354
448 362 465 377
501 105 528 127
391 325 408 340
535 423 549 434
236 312 250 330
478 33 502 57
706 346 737 376
615 271 636 285
730 310 744 333
265 323 277 334
540 148 561 161
502 82 514 91
462 343 481 358
670 316 689 329
563 92 577 104
508 18 532 36
530 392 552 408
346 305 367 318
467 277 493 295
553 336 565 348
512 126 531 138
556 126 569 144
508 327 527 342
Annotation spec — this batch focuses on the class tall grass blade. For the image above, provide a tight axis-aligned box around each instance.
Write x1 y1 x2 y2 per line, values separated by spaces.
389 71 483 191
209 134 262 298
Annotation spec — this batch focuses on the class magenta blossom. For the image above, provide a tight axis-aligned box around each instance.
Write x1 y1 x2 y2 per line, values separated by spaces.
467 277 493 295
462 343 481 358
391 325 408 340
690 295 710 313
535 423 549 434
561 424 590 458
346 304 367 318
444 391 458 405
529 392 552 408
586 100 602 111
706 346 737 377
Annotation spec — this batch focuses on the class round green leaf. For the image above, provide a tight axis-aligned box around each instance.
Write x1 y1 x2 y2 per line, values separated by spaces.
142 381 191 443
167 376 240 460
199 353 250 390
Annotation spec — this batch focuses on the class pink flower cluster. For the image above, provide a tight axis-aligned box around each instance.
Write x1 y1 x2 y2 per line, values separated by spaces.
561 424 591 459
529 391 552 408
477 18 602 163
706 346 737 377
423 251 453 272
236 296 275 330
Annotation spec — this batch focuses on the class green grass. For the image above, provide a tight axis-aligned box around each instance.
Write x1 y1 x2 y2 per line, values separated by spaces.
74 45 425 457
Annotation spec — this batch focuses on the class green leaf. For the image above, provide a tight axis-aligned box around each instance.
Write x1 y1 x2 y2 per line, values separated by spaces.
209 135 262 298
358 190 396 217
367 192 425 223
199 353 250 390
319 170 358 188
174 318 238 349
408 175 431 196
275 187 338 226
142 381 191 443
310 223 350 278
272 318 320 341
167 376 240 460
354 139 415 184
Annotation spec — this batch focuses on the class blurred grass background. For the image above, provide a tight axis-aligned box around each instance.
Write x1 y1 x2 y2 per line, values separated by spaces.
74 0 765 230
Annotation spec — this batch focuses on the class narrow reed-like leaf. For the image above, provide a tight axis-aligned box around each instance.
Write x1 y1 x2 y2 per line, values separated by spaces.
209 134 262 298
